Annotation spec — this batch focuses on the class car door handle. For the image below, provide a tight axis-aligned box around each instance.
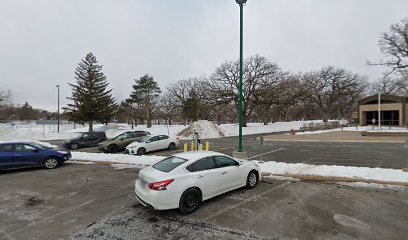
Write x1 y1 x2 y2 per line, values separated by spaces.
196 175 204 179
222 171 227 174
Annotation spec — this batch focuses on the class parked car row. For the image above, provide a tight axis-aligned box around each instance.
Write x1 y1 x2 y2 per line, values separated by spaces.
62 130 180 155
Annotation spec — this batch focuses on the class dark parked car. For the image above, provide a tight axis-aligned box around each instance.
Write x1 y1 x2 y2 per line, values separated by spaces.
63 132 107 150
98 131 150 153
0 142 71 170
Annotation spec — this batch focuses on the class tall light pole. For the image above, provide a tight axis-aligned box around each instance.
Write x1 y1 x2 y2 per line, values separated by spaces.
56 85 60 133
378 92 381 130
236 0 247 153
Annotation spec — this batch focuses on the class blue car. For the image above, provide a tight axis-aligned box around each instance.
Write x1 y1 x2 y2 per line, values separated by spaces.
0 142 71 170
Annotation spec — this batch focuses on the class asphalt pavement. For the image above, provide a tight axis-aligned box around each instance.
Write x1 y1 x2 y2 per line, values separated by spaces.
1 164 407 240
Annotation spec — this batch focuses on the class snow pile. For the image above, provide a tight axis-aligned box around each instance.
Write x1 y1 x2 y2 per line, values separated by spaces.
178 120 225 139
259 161 408 184
70 152 165 167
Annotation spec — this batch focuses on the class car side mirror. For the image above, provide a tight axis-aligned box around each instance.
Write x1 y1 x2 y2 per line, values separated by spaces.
32 149 40 153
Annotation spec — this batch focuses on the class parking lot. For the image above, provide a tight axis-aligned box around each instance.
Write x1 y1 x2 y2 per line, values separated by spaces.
1 163 407 240
47 132 408 169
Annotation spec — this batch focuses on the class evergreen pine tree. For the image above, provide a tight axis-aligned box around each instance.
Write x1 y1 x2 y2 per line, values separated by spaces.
182 89 200 122
129 74 161 128
65 53 116 132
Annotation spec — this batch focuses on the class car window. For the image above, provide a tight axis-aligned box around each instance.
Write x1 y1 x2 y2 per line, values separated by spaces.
159 135 169 140
149 136 159 142
14 144 37 152
81 133 90 138
186 157 216 172
214 156 239 168
30 142 53 149
137 135 151 143
0 144 13 152
152 156 188 172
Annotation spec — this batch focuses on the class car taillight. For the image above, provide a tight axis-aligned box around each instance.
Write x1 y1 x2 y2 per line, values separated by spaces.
176 137 179 140
148 179 174 191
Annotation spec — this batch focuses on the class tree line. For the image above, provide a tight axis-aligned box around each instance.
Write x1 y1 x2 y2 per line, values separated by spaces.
1 18 406 128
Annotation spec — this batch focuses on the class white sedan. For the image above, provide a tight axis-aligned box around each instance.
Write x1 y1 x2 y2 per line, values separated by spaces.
126 135 179 155
134 151 261 214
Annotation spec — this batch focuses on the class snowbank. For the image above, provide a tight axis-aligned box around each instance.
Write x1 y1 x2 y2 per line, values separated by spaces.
70 152 165 167
259 161 408 184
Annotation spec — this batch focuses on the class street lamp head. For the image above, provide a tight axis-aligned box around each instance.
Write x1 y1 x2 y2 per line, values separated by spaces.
56 84 60 88
235 0 247 5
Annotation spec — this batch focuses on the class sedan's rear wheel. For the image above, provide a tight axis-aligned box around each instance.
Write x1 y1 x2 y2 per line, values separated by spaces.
179 188 201 214
168 142 176 150
137 148 146 156
246 170 259 189
69 143 79 150
44 158 59 169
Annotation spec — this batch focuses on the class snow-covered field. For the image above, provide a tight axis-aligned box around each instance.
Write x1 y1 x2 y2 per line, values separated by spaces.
69 151 408 185
0 120 323 141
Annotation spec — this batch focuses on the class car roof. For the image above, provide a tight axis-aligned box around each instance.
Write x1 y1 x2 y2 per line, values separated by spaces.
172 151 227 161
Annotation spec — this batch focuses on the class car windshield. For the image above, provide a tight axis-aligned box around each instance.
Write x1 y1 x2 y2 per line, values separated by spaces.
136 135 151 143
29 142 54 150
152 156 188 172
112 133 127 140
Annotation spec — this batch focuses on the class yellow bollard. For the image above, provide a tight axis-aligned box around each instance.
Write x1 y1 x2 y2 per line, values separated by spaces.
191 141 195 151
184 143 188 152
205 141 209 151
199 144 203 151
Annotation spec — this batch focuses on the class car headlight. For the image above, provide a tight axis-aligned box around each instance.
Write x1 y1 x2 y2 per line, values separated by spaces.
58 151 69 154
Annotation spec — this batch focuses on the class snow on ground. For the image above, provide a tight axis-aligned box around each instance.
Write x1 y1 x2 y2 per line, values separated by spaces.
258 161 408 184
219 120 317 137
294 126 408 135
2 119 405 142
69 152 165 167
68 151 408 185
0 122 186 141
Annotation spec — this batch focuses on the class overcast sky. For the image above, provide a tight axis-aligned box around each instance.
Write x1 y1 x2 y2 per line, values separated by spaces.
1 0 407 111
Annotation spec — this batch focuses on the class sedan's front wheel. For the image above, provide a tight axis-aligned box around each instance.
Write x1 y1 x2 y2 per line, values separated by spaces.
44 158 59 169
137 148 146 156
179 188 201 214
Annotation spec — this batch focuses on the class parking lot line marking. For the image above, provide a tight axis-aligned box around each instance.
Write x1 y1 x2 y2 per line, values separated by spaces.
202 182 291 221
247 148 285 160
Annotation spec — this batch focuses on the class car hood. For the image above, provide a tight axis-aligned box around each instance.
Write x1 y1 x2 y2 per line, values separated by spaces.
127 142 143 148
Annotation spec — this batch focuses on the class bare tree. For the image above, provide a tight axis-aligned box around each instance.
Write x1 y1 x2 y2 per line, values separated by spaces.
368 76 408 95
376 18 408 76
303 66 367 121
210 55 280 127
